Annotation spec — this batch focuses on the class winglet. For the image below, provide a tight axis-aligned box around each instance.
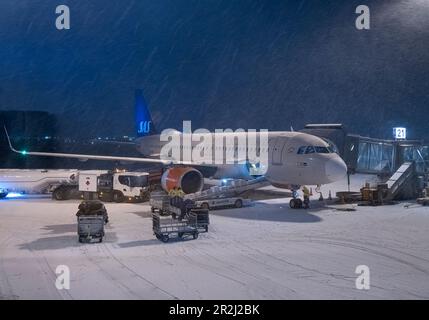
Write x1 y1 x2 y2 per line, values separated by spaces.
4 126 20 154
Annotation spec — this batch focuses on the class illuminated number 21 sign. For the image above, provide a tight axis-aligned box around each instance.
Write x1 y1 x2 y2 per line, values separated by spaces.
393 127 407 140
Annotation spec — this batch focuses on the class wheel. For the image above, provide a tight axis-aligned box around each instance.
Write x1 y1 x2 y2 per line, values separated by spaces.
178 232 184 238
295 199 303 208
161 235 169 243
53 188 64 201
0 192 8 199
113 191 124 203
205 226 208 232
99 238 103 243
155 233 161 240
234 199 243 208
289 199 296 209
78 237 83 243
201 202 210 210
193 232 199 239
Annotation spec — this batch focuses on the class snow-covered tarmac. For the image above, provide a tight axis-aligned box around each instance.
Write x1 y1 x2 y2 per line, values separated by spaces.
0 191 428 299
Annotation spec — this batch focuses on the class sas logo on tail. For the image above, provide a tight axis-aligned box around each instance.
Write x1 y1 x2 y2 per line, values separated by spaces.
138 120 152 134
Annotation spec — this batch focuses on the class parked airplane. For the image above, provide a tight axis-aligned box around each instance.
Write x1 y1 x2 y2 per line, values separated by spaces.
4 91 347 195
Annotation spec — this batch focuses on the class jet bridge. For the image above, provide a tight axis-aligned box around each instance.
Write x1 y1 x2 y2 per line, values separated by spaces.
184 177 270 201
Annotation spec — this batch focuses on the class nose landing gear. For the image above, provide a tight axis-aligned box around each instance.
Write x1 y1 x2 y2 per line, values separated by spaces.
289 198 303 209
290 185 311 209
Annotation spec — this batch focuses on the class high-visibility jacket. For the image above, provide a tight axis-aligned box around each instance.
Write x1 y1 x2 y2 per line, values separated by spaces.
302 186 310 197
176 189 185 198
168 189 177 197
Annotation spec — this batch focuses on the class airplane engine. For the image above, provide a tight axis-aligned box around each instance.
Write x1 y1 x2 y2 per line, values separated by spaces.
161 167 204 194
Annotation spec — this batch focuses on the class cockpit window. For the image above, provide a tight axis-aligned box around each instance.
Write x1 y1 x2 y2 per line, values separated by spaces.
314 146 330 153
297 146 333 154
305 146 315 154
297 146 307 154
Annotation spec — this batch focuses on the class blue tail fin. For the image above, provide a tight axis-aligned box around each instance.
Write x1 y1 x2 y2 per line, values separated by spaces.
135 89 156 137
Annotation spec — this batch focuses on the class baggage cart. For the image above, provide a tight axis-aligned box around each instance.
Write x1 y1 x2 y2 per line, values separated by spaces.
190 208 210 232
76 200 108 243
77 215 105 243
152 213 198 242
149 192 171 216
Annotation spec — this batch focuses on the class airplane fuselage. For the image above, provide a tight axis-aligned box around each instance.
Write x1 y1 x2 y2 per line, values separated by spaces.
134 131 347 186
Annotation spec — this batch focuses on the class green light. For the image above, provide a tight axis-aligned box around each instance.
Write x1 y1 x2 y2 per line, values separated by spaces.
21 150 27 155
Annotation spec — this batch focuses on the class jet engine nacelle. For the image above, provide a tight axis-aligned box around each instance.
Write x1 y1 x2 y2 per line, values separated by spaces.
161 167 204 194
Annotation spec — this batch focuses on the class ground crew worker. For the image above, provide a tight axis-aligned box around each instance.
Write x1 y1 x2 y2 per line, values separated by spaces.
302 185 310 209
176 187 185 198
168 187 177 198
169 187 178 209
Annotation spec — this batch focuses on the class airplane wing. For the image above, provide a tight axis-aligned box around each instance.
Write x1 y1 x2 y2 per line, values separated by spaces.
4 127 211 167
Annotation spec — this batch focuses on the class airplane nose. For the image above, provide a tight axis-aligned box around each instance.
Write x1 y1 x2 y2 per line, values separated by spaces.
325 157 347 183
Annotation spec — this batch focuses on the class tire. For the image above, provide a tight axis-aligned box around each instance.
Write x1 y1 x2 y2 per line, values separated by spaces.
178 232 184 238
289 199 296 209
78 237 83 243
193 232 199 239
113 191 124 203
161 235 169 243
201 202 210 210
205 226 208 232
234 199 243 208
53 188 64 201
0 192 8 199
99 238 103 243
295 199 303 209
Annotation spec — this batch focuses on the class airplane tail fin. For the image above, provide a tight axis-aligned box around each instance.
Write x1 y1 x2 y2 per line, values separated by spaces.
135 89 156 137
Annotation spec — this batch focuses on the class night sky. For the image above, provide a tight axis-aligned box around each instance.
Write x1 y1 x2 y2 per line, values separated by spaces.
0 0 428 139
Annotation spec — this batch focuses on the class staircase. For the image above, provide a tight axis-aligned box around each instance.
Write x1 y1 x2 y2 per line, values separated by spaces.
385 162 417 201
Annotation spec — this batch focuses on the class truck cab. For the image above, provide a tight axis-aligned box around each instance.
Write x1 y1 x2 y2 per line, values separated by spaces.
98 171 150 202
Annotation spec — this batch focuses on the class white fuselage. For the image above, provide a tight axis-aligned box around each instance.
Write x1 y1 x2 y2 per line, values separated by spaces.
135 131 347 186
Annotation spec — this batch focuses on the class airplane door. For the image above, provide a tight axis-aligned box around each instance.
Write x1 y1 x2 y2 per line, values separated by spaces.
271 137 286 165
